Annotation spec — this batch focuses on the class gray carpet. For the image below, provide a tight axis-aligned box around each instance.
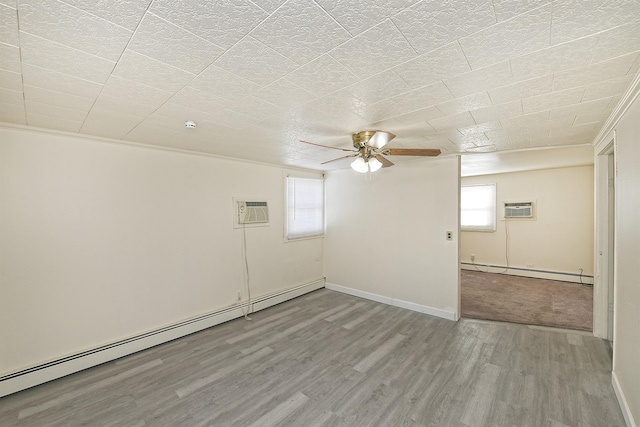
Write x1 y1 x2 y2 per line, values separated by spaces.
461 270 593 331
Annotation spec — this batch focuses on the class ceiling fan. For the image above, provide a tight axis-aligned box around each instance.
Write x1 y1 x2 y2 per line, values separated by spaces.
301 130 441 173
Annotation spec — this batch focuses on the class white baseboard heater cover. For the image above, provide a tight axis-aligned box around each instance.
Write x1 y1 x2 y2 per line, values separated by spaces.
0 278 325 397
459 263 594 285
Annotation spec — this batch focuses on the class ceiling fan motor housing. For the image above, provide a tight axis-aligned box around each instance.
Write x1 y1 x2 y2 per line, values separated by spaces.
352 130 379 148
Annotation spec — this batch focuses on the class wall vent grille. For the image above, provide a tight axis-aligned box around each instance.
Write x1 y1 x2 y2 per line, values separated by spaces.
504 202 534 218
238 201 269 224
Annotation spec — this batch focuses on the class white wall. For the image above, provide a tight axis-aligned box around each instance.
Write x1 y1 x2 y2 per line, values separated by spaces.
323 156 460 319
461 165 594 279
0 126 323 375
602 88 640 425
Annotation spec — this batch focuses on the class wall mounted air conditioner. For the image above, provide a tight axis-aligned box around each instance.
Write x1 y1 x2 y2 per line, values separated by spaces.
504 201 534 219
237 201 269 224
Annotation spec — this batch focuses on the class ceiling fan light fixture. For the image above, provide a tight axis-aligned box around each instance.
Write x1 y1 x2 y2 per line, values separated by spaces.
350 156 383 173
368 157 383 172
350 157 369 173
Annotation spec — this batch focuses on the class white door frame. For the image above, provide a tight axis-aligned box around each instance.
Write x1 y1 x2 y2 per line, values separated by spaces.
593 135 616 340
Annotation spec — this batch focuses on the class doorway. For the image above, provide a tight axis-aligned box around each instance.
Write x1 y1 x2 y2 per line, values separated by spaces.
459 163 596 331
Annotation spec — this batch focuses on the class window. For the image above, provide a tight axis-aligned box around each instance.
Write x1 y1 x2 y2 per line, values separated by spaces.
461 184 496 231
286 176 324 240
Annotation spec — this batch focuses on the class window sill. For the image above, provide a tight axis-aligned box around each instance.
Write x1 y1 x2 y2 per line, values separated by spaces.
284 235 324 243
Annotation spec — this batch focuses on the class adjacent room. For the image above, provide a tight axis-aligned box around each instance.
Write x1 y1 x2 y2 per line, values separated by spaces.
1 1 639 426
459 148 595 331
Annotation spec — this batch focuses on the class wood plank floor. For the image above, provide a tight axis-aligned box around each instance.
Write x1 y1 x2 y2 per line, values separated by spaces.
0 289 625 426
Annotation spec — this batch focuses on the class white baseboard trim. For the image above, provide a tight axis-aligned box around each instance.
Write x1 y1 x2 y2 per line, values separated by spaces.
0 278 325 398
325 282 457 321
460 263 594 285
612 371 638 427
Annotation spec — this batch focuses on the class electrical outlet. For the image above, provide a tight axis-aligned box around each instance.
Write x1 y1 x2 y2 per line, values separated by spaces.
446 231 453 241
470 254 475 262
236 291 242 301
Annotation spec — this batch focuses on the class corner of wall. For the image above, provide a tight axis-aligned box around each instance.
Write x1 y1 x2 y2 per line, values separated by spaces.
612 371 638 427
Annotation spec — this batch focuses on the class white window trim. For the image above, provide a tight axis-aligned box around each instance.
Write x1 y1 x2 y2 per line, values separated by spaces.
461 183 497 232
285 176 325 241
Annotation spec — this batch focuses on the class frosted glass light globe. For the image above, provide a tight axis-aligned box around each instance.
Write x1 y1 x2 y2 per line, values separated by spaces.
350 157 368 173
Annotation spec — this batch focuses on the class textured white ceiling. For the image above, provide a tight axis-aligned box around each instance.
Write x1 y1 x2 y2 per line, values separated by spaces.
1 0 639 170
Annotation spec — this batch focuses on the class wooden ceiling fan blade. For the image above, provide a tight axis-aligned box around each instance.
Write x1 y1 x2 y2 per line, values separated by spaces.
367 131 396 149
321 153 358 165
374 154 394 168
300 140 356 152
385 148 441 156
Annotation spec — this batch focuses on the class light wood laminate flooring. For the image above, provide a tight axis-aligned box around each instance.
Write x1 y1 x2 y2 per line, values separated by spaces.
0 289 625 426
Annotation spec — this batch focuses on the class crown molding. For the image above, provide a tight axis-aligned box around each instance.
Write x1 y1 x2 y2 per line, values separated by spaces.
0 122 320 175
592 70 640 150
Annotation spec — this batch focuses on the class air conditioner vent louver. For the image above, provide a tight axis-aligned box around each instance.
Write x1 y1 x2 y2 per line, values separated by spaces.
238 201 269 224
504 202 533 218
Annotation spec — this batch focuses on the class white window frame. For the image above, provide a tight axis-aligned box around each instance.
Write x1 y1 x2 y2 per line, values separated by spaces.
285 176 324 241
461 183 497 232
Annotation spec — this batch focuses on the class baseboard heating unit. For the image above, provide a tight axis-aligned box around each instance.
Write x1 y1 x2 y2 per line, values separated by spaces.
0 278 325 398
460 263 594 285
